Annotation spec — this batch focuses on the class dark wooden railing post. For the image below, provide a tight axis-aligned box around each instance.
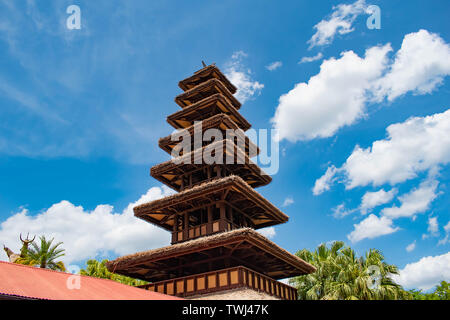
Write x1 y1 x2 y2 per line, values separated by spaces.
183 213 189 241
207 205 213 234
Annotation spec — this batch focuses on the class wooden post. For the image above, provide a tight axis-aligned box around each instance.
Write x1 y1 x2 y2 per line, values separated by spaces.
219 202 226 231
172 215 178 243
227 206 233 230
207 166 211 180
184 213 189 241
207 205 213 234
216 165 221 178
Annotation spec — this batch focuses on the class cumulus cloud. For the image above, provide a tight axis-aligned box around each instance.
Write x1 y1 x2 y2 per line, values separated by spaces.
298 52 323 64
393 252 450 290
424 216 439 238
265 61 282 71
372 29 450 101
406 241 416 252
347 214 399 243
274 30 450 143
225 51 264 103
282 197 294 207
332 203 358 219
258 227 276 239
331 188 396 220
308 0 367 49
0 186 175 265
315 110 450 192
360 188 397 214
313 166 339 195
382 178 439 219
272 44 391 142
438 221 450 245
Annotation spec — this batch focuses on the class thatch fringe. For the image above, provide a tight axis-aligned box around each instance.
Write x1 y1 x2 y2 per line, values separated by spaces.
167 93 251 131
178 64 237 94
106 227 316 274
175 78 241 110
134 175 287 223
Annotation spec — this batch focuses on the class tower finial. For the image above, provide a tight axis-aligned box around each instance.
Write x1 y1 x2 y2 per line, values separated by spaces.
202 60 207 67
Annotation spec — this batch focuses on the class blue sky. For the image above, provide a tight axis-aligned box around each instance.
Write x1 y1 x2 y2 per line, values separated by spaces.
0 0 449 290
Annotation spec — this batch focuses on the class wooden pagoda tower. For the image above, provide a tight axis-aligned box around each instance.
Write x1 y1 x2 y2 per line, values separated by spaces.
107 64 315 300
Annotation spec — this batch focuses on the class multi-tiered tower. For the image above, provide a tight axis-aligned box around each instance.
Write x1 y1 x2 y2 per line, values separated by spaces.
107 64 315 300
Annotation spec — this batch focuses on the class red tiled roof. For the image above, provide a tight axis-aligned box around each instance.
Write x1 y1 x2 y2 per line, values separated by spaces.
0 261 182 300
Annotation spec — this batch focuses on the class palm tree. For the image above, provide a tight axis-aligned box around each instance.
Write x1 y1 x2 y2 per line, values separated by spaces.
80 259 147 286
25 236 66 272
290 241 410 300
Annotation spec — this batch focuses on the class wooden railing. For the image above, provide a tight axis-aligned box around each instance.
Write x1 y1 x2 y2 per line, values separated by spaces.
139 266 297 300
171 218 239 244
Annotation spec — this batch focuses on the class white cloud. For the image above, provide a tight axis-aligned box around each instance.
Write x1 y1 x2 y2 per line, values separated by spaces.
274 30 450 143
393 252 450 290
332 203 356 219
298 52 323 64
308 0 367 49
406 241 416 252
257 227 276 239
331 188 396 219
347 214 399 243
225 51 264 103
438 221 450 245
360 188 397 214
272 44 392 142
315 110 450 192
373 29 450 101
0 186 175 265
427 217 439 235
381 179 439 223
265 61 282 71
382 178 439 219
313 166 339 195
282 197 294 207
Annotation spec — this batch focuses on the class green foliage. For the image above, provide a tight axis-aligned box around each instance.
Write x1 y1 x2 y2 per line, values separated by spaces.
80 259 147 287
290 241 411 300
23 236 66 271
408 281 450 300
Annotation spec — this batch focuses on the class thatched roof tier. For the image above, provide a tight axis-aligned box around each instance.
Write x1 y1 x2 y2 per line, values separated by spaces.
106 228 316 282
179 64 237 94
175 78 241 110
152 138 271 191
167 93 250 131
134 175 287 232
159 113 259 157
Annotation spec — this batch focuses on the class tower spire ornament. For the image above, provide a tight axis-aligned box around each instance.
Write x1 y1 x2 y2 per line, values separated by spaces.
107 64 315 300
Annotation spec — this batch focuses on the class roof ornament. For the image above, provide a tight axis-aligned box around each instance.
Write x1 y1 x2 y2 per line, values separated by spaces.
20 233 36 245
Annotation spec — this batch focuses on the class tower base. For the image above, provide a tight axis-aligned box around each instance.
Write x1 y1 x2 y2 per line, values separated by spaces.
190 287 281 300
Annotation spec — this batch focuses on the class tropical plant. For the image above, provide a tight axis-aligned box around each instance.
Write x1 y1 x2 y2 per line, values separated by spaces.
24 236 66 271
290 241 411 300
80 259 147 286
409 281 450 300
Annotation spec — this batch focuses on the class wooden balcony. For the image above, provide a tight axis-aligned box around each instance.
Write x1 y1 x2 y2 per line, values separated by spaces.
171 218 238 244
139 266 298 300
